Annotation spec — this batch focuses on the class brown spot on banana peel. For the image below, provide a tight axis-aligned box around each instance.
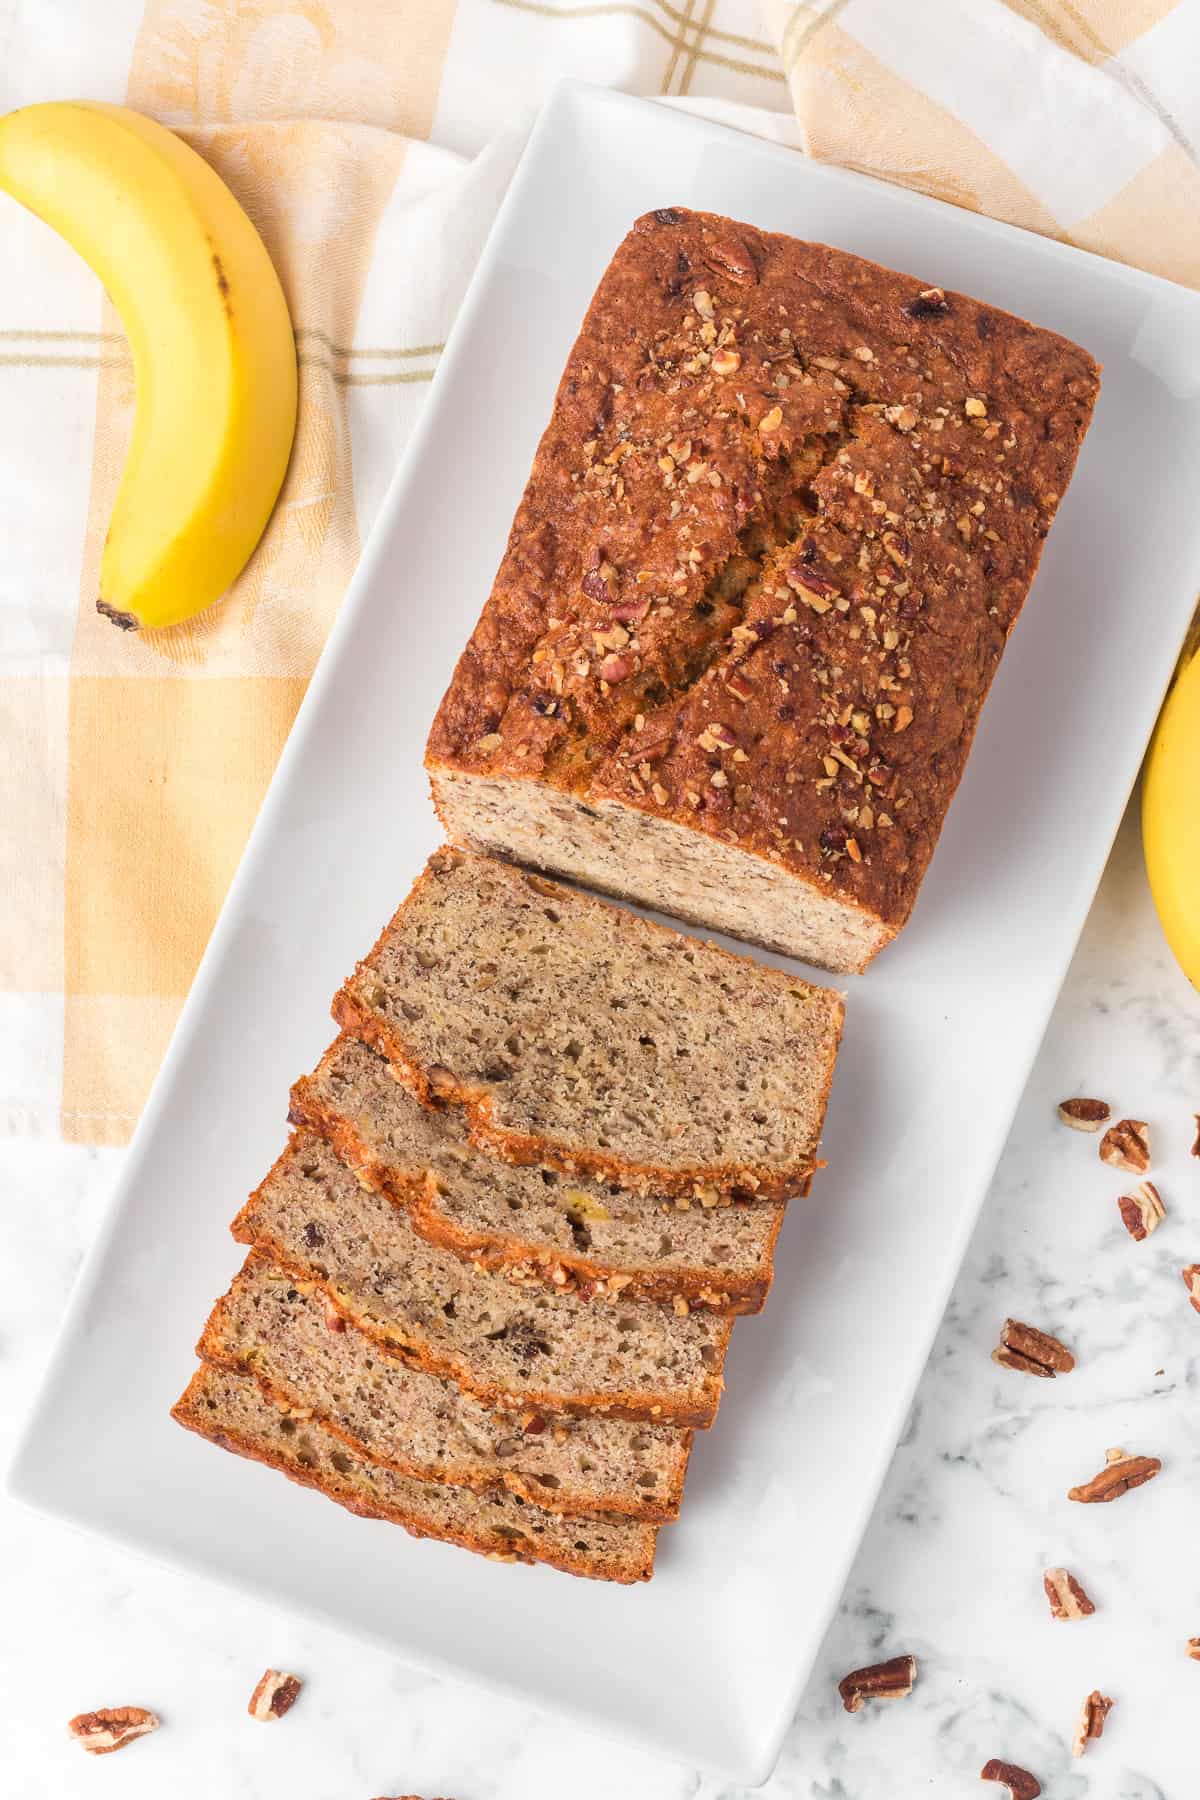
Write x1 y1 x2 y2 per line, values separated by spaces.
96 599 139 630
211 248 233 319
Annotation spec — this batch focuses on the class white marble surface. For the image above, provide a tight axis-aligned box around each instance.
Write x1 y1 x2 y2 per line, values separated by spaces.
4 799 1199 1800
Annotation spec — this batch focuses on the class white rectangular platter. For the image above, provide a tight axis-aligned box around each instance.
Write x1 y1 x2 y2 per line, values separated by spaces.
11 82 1200 1786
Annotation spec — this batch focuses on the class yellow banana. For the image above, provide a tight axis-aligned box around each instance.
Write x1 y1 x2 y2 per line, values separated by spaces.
1142 621 1200 989
0 101 297 631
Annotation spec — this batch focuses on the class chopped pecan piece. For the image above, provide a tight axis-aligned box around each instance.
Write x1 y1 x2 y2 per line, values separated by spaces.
68 1706 160 1755
1192 1114 1200 1157
248 1669 302 1721
1057 1097 1110 1132
992 1318 1074 1378
1182 1266 1200 1313
1099 1118 1150 1174
1043 1567 1095 1620
980 1760 1041 1799
1186 1638 1200 1661
1069 1446 1161 1503
837 1653 916 1712
1071 1690 1113 1757
1117 1181 1165 1241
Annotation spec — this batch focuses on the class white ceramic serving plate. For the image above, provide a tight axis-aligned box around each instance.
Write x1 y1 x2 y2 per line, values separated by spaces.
11 81 1200 1785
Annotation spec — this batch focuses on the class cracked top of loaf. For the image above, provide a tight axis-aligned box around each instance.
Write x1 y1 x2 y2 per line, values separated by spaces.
426 206 1100 931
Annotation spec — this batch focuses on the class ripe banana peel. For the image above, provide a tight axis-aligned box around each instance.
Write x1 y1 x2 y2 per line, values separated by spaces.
0 101 297 631
1142 621 1200 990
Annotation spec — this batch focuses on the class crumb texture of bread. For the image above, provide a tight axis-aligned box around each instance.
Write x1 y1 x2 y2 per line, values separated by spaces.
334 848 844 1200
425 206 1101 972
202 1252 691 1519
172 1364 656 1582
290 1034 784 1312
231 1130 731 1427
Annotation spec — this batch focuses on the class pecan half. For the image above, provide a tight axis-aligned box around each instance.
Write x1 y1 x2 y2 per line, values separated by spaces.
992 1318 1074 1378
1099 1118 1150 1174
980 1760 1041 1799
248 1669 302 1721
1071 1690 1113 1757
1184 1265 1200 1313
1117 1181 1165 1241
68 1707 159 1755
1069 1447 1161 1504
1057 1097 1110 1133
1043 1567 1095 1620
704 234 758 285
837 1653 916 1712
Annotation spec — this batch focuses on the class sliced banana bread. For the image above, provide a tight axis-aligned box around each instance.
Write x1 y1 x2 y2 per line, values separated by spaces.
173 1364 657 1582
232 1132 730 1427
334 848 844 1201
290 1034 784 1314
201 1252 690 1520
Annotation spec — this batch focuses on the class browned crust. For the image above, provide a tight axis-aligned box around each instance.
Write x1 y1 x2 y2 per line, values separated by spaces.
288 1064 781 1315
171 1368 655 1583
424 208 1101 957
196 1259 689 1523
230 1163 729 1429
331 850 845 1202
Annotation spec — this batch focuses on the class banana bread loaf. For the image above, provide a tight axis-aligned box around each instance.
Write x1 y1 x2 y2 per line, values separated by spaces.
334 848 843 1201
173 1364 657 1582
201 1252 691 1519
290 1034 785 1313
232 1131 731 1427
426 206 1100 972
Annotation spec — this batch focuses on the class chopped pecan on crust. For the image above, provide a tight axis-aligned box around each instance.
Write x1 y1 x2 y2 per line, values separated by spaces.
68 1706 159 1755
837 1653 916 1712
248 1669 302 1721
1043 1567 1095 1620
980 1759 1041 1799
1183 1265 1200 1313
1068 1446 1161 1504
1117 1181 1165 1241
1057 1097 1110 1133
991 1318 1074 1378
1099 1118 1150 1174
1071 1690 1113 1757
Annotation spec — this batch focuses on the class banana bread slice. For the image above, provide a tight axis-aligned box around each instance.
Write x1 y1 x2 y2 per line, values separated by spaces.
232 1131 730 1427
173 1363 656 1582
201 1252 690 1520
426 206 1100 973
334 848 843 1202
290 1034 784 1314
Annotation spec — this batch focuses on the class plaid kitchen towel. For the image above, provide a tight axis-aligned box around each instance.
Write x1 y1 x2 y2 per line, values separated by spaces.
1 0 1196 1144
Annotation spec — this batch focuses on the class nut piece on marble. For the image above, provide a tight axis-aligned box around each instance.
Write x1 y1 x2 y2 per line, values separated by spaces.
68 1706 160 1755
1071 1689 1113 1757
1068 1447 1161 1503
248 1669 303 1722
837 1653 916 1712
992 1318 1075 1378
1099 1118 1150 1174
1186 1638 1200 1661
1182 1266 1200 1313
980 1758 1042 1799
1057 1097 1110 1133
1117 1181 1166 1241
1191 1114 1200 1158
1043 1567 1096 1620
